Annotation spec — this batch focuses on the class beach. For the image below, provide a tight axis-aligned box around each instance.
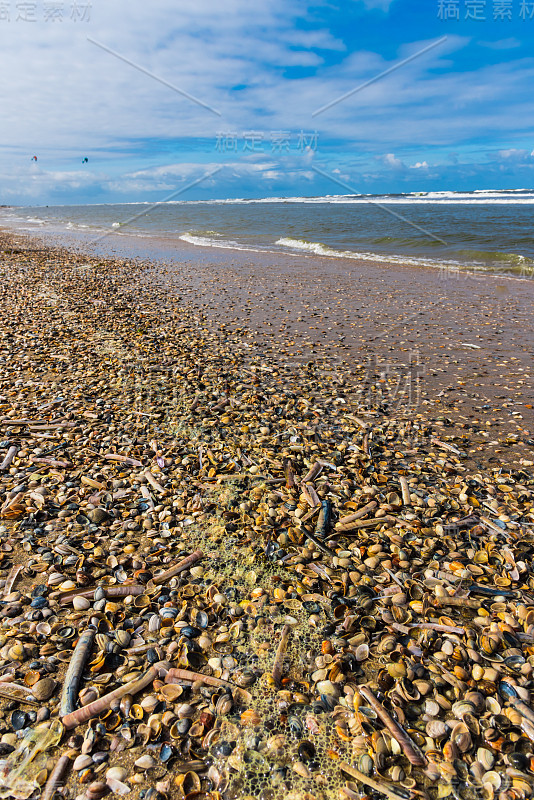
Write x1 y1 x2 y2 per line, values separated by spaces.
0 228 533 799
8 220 529 466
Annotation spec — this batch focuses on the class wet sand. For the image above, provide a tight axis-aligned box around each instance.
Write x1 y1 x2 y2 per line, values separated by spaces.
17 224 531 469
2 227 533 471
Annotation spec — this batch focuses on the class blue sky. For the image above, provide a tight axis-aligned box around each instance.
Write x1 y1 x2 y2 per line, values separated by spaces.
1 0 534 203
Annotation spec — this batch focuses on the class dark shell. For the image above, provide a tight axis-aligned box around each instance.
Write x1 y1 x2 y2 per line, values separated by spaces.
298 741 316 762
11 710 28 731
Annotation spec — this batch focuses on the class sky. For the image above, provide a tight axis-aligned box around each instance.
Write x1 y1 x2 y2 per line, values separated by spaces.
1 0 534 204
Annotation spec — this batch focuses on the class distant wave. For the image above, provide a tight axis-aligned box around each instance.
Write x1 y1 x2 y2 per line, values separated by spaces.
129 189 534 206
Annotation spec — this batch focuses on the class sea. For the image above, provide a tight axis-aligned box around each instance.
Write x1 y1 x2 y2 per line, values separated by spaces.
2 188 534 279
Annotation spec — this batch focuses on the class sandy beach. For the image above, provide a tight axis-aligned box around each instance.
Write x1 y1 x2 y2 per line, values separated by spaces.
0 229 533 800
21 224 532 468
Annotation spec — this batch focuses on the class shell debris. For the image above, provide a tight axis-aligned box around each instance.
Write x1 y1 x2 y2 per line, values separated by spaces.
0 233 532 800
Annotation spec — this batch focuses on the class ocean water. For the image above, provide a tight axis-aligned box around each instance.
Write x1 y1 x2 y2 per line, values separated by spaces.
2 189 534 278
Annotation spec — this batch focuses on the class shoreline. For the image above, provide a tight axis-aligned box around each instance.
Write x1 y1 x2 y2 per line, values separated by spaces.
2 226 533 466
2 207 534 284
0 230 533 799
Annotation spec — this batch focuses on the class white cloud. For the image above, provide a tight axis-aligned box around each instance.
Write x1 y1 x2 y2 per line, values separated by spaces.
498 149 530 160
382 153 404 169
0 155 319 202
2 3 534 202
479 38 521 50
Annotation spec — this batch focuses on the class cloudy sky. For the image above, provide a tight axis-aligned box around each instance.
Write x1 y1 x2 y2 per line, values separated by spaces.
1 0 534 203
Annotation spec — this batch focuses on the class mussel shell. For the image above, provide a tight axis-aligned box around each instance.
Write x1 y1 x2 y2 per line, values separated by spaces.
11 710 28 730
181 771 201 794
170 719 192 738
159 742 174 763
190 610 208 628
298 740 316 762
288 715 303 737
57 625 76 640
180 626 201 639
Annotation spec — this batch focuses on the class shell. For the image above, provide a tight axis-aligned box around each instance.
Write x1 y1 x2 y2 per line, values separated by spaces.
2 234 533 800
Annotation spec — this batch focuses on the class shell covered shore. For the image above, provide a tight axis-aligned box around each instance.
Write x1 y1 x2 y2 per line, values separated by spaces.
0 234 533 800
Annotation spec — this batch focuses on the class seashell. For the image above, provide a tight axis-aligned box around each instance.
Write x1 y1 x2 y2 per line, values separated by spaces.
57 625 76 640
215 693 233 716
115 630 131 648
316 680 339 696
106 767 127 782
105 778 130 796
298 740 316 762
483 771 501 790
477 748 495 770
388 765 405 782
190 609 209 628
357 754 374 776
129 704 144 720
426 719 448 739
486 696 502 715
241 709 261 727
170 719 191 739
133 594 150 609
176 703 196 719
36 622 51 636
140 695 159 713
74 754 93 771
180 771 201 794
480 633 501 655
148 615 161 633
23 669 40 687
452 700 475 719
86 781 108 800
354 643 369 661
160 684 183 702
451 722 472 753
424 699 440 717
134 755 156 770
4 247 533 800
80 688 99 706
32 677 56 701
96 633 110 650
8 643 26 661
189 721 205 738
377 635 397 654
10 710 28 731
104 712 121 731
266 734 286 757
